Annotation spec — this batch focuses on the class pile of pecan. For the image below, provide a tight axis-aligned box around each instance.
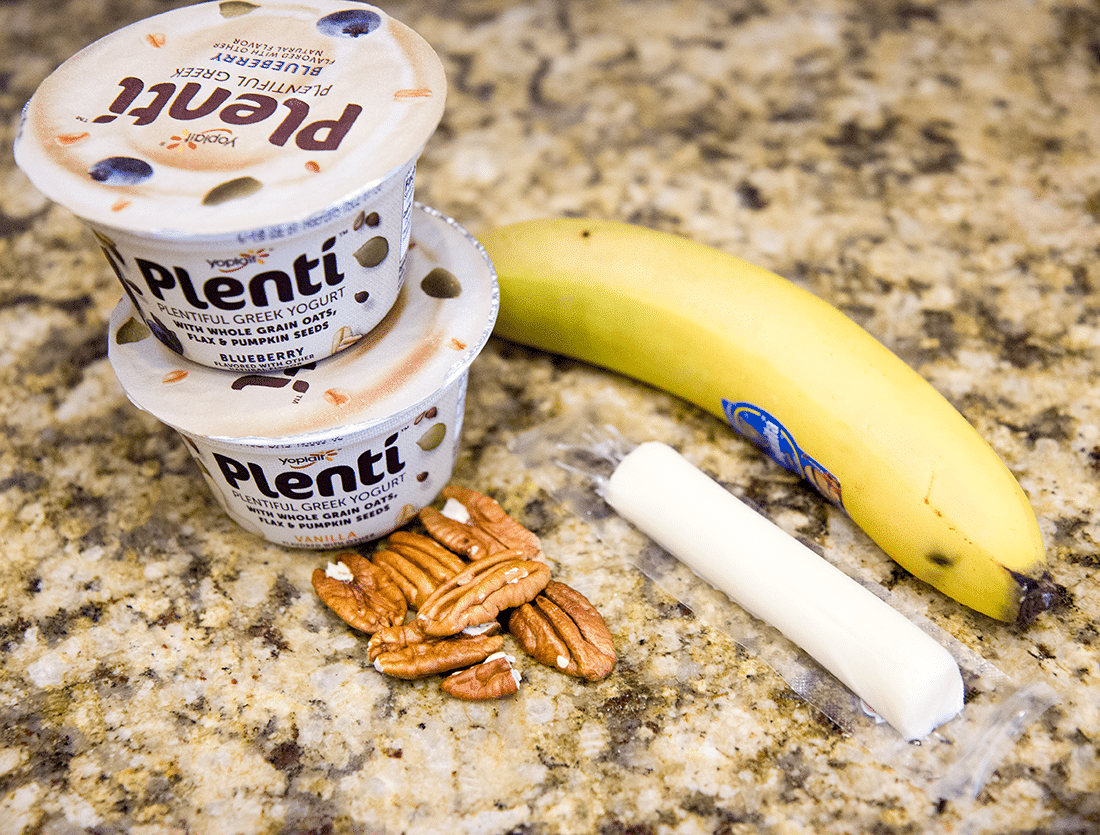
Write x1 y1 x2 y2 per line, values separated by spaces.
311 486 616 700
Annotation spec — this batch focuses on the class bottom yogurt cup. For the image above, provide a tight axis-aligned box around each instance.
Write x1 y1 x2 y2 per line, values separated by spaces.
108 205 498 548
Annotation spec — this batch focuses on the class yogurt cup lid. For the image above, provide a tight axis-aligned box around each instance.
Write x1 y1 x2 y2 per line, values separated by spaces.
15 0 445 238
109 205 498 443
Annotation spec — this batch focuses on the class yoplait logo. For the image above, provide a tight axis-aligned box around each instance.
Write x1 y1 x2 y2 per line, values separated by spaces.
166 127 238 151
280 450 339 469
208 248 272 273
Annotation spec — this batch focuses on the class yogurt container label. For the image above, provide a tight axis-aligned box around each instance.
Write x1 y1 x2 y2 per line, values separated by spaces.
95 162 415 371
109 206 498 548
16 0 446 370
184 376 469 548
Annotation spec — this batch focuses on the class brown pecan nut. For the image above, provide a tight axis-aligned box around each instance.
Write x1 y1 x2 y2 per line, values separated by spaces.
416 550 551 637
508 580 616 681
372 632 505 680
366 620 429 663
372 530 468 608
419 485 542 560
311 552 407 634
366 619 501 662
441 652 521 700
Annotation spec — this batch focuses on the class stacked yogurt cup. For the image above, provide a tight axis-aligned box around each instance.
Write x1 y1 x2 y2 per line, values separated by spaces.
15 0 499 548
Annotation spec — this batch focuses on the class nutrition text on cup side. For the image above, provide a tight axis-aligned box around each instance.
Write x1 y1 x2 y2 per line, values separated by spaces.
157 297 340 348
233 477 403 534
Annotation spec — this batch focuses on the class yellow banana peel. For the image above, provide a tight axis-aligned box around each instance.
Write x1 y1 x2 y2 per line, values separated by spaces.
479 217 1054 623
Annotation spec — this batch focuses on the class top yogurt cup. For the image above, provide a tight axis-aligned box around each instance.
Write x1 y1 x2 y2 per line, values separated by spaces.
14 0 446 371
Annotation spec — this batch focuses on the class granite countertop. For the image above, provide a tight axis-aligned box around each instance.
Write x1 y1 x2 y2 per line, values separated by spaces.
1 0 1098 832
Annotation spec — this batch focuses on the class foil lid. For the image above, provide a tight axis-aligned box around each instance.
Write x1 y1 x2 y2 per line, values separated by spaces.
15 0 445 237
109 206 498 443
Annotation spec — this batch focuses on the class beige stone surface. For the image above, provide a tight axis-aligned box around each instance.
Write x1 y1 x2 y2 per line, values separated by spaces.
0 0 1097 832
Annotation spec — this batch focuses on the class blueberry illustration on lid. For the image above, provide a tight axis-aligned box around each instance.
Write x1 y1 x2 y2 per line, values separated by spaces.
317 9 381 37
88 157 153 186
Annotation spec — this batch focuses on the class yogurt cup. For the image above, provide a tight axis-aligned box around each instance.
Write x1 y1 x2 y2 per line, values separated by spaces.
16 0 446 371
108 205 498 549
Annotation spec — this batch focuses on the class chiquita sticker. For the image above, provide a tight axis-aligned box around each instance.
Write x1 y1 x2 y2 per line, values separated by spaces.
722 400 843 506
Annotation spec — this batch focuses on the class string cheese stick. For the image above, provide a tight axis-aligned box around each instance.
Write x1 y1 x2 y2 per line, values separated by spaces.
603 442 964 740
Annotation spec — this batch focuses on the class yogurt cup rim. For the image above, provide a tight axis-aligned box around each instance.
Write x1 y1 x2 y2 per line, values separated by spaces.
15 0 446 238
78 153 421 243
196 365 470 450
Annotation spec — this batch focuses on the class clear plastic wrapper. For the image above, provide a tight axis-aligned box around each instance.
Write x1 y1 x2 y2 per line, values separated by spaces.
507 410 1057 799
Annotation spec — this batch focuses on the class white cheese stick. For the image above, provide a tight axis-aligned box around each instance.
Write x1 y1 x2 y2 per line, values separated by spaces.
603 442 964 740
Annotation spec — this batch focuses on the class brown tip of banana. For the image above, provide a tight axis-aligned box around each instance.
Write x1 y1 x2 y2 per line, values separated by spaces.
1013 571 1060 626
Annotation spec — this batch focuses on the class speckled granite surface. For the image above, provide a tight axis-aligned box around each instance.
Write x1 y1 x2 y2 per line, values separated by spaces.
1 0 1098 833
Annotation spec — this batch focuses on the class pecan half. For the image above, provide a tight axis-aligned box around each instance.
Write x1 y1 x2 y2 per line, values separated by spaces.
508 581 616 681
419 485 542 560
366 619 430 663
372 531 467 608
366 619 501 661
416 550 550 637
372 632 505 680
311 552 407 634
441 652 521 700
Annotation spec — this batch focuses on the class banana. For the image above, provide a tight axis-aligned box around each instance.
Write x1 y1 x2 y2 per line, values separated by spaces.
478 217 1053 623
